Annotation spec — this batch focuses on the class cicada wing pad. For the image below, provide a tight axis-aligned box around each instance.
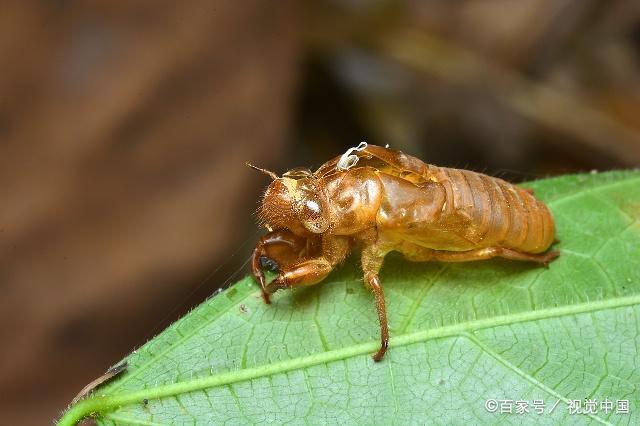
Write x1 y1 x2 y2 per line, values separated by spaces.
315 145 436 185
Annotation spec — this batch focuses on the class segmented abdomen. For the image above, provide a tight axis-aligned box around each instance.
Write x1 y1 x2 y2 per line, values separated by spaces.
435 167 555 254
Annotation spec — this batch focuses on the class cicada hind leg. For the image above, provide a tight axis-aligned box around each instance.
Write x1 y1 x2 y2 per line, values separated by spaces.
429 247 560 267
400 243 560 268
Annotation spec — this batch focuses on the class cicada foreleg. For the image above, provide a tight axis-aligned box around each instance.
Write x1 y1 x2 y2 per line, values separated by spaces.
251 230 307 304
264 235 351 298
264 258 334 294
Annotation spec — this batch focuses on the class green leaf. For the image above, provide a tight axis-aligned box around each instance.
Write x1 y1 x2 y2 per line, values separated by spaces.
60 171 640 426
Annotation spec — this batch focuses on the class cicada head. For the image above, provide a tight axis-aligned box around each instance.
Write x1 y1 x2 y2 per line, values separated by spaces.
258 173 331 235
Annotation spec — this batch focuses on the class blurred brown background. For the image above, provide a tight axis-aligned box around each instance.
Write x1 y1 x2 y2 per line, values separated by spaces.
1 1 639 424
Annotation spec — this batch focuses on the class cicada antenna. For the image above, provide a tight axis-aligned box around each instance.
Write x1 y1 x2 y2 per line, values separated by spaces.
245 162 279 180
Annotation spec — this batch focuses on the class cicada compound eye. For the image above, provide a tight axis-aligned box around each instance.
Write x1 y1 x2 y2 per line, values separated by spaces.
293 180 330 234
300 196 329 233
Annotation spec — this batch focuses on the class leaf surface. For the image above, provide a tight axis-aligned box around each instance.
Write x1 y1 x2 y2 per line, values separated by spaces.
60 171 640 426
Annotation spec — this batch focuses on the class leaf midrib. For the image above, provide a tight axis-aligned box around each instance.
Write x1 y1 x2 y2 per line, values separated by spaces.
68 292 640 421
106 288 256 393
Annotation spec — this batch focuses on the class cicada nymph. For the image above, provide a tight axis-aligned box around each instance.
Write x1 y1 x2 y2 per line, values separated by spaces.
248 144 558 361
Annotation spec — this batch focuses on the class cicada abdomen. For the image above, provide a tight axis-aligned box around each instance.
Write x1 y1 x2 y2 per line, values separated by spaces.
432 167 556 254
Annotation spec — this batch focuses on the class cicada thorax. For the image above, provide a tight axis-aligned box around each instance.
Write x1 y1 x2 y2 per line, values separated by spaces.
318 167 385 235
431 166 556 254
316 145 555 255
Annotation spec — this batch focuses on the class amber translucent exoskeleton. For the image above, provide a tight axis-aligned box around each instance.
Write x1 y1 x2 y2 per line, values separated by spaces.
249 144 558 361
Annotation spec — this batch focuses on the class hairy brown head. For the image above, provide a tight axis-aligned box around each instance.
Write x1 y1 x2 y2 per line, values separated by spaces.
258 176 330 235
258 179 296 230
